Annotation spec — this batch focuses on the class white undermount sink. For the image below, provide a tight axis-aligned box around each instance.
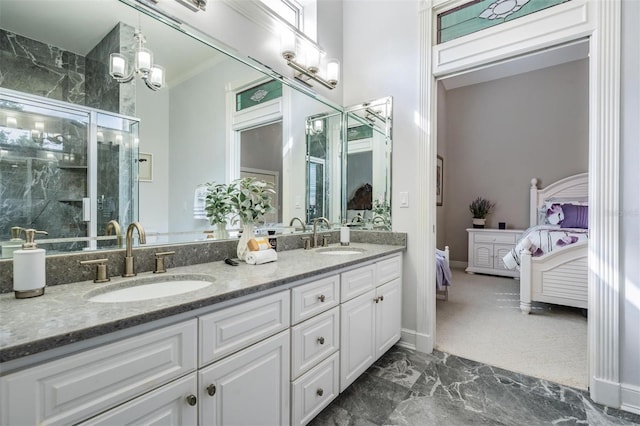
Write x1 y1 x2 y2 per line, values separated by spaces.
315 247 366 256
87 275 214 303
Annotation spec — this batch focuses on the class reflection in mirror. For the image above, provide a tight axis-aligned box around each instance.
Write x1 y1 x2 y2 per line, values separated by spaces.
0 0 343 256
305 111 342 224
343 97 393 230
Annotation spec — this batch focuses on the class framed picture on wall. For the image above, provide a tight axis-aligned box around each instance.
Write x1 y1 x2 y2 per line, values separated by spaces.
436 155 443 206
138 152 153 182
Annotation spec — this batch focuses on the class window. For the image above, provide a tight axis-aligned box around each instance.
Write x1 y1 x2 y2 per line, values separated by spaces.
261 0 304 30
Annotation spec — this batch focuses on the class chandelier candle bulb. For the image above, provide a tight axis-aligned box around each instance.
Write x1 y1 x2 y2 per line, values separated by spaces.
136 48 152 72
111 55 126 77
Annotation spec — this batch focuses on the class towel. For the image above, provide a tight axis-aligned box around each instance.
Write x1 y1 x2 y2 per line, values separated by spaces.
246 249 278 265
193 186 207 220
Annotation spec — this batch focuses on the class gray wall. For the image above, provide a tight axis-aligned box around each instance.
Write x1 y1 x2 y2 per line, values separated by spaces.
440 59 589 262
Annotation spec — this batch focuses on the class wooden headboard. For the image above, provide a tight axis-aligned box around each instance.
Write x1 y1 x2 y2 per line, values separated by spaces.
529 173 588 226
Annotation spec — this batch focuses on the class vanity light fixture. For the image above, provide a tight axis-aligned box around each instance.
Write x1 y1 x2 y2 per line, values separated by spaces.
281 32 339 90
109 29 165 91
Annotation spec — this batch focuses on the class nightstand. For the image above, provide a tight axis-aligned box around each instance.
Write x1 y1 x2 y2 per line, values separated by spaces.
466 228 523 278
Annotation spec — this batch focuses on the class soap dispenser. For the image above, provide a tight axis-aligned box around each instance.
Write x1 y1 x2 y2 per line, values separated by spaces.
13 228 48 299
1 226 25 258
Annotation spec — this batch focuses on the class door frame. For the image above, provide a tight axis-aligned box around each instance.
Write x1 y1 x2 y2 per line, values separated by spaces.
417 0 621 407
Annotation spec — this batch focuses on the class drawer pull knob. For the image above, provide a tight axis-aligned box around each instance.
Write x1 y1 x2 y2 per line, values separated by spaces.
374 297 380 303
317 336 325 344
317 388 324 397
379 295 384 302
318 294 326 302
186 394 197 406
207 384 216 396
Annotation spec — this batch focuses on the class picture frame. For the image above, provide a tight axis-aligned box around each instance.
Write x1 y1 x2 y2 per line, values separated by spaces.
138 152 153 182
436 155 444 206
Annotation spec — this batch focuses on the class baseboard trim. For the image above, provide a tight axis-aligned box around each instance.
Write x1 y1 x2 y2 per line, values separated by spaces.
591 377 621 408
400 328 417 350
449 260 467 270
415 331 433 353
621 383 640 415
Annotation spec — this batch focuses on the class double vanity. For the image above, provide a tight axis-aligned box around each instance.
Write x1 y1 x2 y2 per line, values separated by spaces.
0 241 404 425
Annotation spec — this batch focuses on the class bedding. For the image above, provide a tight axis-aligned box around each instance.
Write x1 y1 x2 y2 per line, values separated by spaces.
503 225 589 270
436 249 451 291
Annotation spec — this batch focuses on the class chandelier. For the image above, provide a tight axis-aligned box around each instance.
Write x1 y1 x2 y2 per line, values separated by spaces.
109 29 165 91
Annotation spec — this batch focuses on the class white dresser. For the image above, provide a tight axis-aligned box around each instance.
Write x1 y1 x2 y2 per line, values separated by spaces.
466 228 523 278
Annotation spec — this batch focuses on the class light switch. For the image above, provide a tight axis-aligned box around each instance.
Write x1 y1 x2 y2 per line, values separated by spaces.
399 192 409 208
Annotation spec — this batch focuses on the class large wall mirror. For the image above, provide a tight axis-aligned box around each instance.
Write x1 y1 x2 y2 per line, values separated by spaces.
0 0 392 257
343 97 393 230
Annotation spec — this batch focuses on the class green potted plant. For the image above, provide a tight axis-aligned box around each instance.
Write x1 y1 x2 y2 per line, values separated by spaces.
204 182 233 239
227 177 276 260
469 197 495 228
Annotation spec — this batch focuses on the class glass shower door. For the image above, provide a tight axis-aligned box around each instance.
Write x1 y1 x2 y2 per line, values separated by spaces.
95 113 139 248
0 92 90 254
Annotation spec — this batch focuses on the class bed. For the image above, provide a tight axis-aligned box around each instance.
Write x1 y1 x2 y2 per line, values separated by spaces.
503 173 589 314
436 246 452 301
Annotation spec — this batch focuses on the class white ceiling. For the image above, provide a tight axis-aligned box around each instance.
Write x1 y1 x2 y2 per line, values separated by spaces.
0 0 220 86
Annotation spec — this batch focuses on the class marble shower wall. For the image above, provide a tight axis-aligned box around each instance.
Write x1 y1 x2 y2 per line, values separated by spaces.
0 24 135 114
0 24 137 250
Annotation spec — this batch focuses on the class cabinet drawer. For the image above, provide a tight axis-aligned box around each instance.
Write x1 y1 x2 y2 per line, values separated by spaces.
341 264 375 301
474 232 518 244
0 320 197 426
291 275 340 325
291 352 340 426
291 306 339 379
79 374 197 425
199 291 289 367
376 254 402 285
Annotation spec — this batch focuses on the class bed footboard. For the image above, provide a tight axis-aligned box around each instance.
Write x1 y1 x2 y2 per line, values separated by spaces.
519 242 588 314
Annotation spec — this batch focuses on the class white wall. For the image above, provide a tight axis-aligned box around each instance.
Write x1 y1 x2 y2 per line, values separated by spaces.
441 59 589 261
621 0 640 406
168 59 261 232
137 86 170 234
343 0 421 332
151 0 343 106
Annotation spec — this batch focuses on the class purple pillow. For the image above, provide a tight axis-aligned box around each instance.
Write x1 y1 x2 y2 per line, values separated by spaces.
560 204 588 229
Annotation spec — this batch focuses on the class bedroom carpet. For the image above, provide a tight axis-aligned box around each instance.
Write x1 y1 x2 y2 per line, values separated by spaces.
436 268 588 390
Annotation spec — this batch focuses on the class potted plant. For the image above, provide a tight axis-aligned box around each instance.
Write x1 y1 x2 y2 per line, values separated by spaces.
227 177 276 260
469 197 495 228
204 182 233 239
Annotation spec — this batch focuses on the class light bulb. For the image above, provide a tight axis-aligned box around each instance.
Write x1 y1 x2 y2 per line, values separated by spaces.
136 48 153 72
149 65 165 88
110 53 127 78
326 59 340 85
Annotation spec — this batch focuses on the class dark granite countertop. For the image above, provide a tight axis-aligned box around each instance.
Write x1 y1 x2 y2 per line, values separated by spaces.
0 243 403 364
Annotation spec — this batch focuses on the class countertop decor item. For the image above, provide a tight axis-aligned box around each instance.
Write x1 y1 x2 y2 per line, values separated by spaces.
469 197 495 228
204 182 233 239
228 177 276 260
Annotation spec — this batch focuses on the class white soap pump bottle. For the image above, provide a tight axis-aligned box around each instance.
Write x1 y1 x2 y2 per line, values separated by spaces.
13 228 48 299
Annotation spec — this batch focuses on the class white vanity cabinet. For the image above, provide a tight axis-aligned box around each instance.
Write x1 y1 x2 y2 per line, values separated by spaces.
290 275 341 426
197 290 291 425
78 374 198 425
340 254 402 392
0 320 198 426
198 330 290 426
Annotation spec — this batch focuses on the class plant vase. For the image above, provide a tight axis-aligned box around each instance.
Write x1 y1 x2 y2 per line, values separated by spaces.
216 222 229 240
472 218 486 229
237 223 255 261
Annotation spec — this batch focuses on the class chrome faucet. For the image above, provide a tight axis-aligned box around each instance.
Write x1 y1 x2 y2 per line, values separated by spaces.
105 220 123 247
312 217 331 248
289 216 307 232
123 221 146 277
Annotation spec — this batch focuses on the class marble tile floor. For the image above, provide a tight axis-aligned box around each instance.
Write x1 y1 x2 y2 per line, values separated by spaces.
309 346 640 426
